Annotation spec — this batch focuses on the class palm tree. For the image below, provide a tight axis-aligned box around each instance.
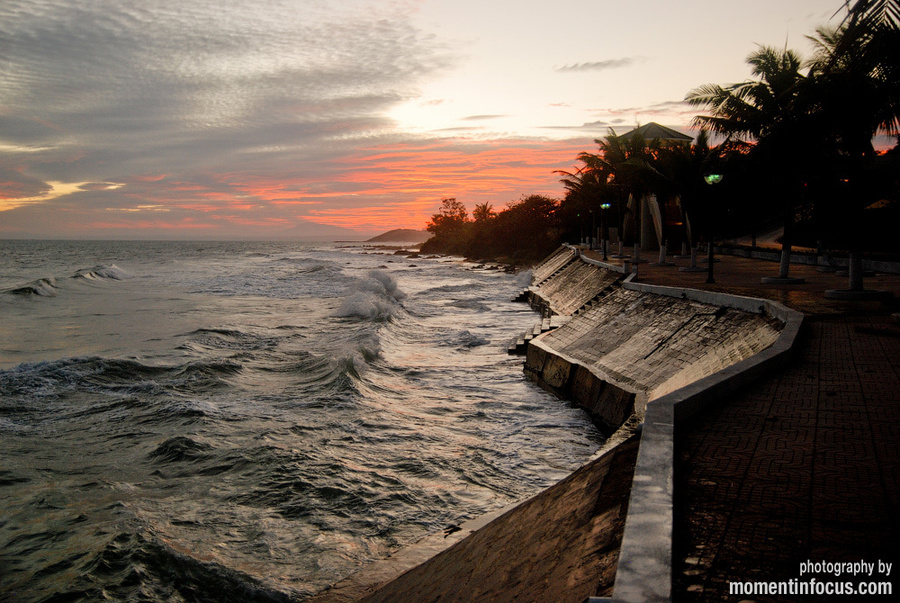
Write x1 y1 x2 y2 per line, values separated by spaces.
686 46 813 282
807 2 900 290
839 0 900 32
577 129 666 259
472 202 496 223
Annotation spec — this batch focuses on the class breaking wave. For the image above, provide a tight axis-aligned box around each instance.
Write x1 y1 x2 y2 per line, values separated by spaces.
73 264 131 281
334 270 406 321
6 278 59 297
4 264 130 298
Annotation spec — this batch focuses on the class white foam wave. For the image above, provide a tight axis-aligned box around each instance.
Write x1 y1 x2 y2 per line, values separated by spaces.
333 271 406 321
363 270 406 301
7 277 59 296
334 292 399 321
74 264 131 280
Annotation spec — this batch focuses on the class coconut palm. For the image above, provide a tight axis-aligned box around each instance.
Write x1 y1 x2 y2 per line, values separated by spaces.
686 46 814 281
805 4 900 290
839 0 900 32
650 130 726 249
577 129 667 256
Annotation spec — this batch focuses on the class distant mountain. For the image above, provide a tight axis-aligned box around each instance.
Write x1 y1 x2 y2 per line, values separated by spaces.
366 229 432 243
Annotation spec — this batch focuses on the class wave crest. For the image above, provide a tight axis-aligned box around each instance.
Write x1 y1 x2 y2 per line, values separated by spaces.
73 264 131 281
6 278 59 297
333 270 405 321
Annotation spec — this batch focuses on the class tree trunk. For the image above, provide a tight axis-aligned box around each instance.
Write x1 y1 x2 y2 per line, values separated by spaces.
778 200 794 279
778 246 792 279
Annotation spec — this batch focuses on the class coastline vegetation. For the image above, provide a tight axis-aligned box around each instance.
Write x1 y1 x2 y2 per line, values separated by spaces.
421 0 899 270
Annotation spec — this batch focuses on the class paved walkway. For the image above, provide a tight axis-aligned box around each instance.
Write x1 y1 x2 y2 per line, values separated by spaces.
583 249 900 601
589 248 900 316
674 315 900 601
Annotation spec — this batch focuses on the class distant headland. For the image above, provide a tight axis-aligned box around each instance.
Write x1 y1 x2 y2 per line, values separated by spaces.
366 229 432 244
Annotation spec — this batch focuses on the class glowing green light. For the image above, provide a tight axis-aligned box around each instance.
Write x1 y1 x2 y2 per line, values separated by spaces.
704 173 723 185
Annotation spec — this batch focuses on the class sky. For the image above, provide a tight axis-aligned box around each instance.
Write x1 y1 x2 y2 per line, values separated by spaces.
0 0 850 239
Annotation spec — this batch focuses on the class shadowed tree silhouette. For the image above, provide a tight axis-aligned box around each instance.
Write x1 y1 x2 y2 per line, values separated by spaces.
472 202 496 223
422 198 470 255
805 1 900 289
573 129 666 255
687 46 813 281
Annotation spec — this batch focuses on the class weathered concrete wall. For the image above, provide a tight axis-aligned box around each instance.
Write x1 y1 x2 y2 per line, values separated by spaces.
357 436 640 603
530 245 578 284
529 259 621 317
524 340 637 434
524 255 784 433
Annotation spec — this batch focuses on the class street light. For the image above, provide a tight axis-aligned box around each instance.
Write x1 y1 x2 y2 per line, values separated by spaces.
704 173 723 284
600 202 611 260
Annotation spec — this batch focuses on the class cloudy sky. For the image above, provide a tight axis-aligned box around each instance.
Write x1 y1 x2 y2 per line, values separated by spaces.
1 0 843 239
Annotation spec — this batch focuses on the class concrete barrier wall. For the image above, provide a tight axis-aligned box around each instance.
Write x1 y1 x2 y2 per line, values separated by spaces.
610 297 803 603
523 250 802 603
531 245 578 284
525 258 784 434
529 259 621 316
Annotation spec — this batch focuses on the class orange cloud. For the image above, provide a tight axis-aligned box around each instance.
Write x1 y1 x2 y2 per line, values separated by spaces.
299 137 590 230
3 136 594 236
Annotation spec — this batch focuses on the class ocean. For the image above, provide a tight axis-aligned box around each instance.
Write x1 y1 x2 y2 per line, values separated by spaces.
0 240 603 602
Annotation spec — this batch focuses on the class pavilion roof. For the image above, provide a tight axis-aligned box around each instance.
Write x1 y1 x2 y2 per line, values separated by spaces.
616 122 693 143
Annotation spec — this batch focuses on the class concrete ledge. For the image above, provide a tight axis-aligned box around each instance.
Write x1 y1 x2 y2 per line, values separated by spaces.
525 259 804 602
575 246 629 274
622 273 771 317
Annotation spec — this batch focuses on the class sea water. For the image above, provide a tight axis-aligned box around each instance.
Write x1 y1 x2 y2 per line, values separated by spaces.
0 240 603 602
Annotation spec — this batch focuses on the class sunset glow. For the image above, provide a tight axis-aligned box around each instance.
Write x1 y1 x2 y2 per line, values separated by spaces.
0 0 847 239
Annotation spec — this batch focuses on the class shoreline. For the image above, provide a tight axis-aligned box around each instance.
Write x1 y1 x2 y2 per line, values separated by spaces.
310 246 804 602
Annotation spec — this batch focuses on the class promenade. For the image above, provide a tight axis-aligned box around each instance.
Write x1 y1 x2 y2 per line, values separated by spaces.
597 250 900 601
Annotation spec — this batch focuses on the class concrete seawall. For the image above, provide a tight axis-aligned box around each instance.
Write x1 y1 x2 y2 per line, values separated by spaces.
524 247 784 434
312 246 803 603
357 436 641 603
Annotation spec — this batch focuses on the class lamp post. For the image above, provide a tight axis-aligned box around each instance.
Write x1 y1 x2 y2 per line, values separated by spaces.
600 202 611 261
703 173 723 284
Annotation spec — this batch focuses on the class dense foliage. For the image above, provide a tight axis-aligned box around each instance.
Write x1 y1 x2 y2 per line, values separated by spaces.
421 196 562 264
